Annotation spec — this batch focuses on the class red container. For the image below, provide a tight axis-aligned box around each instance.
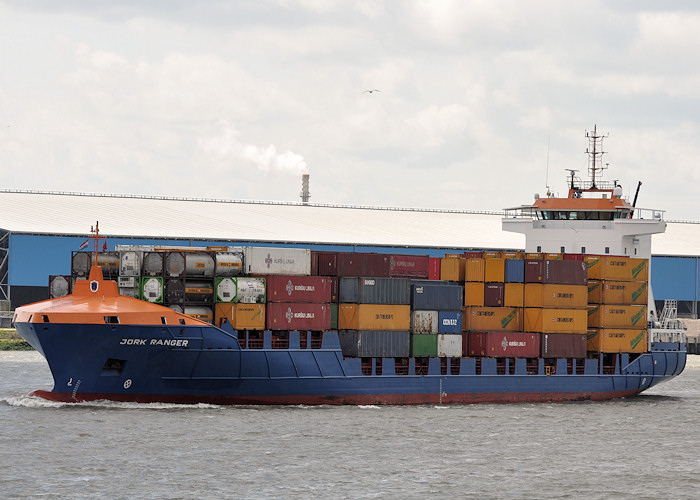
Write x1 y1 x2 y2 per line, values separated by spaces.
266 275 333 303
468 331 540 358
525 259 587 285
428 257 441 280
484 283 505 307
540 333 587 357
389 254 429 278
338 253 390 277
311 251 340 276
265 302 331 330
328 276 338 302
464 251 483 259
563 253 585 261
524 259 544 283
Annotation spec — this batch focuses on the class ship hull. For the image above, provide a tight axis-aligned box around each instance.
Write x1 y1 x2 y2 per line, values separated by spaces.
16 322 686 405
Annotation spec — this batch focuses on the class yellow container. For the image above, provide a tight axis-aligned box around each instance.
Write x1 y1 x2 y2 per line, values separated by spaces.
502 252 523 260
504 283 524 307
484 258 505 283
482 251 502 259
545 253 563 260
464 282 485 307
524 308 588 334
525 253 544 260
585 256 648 282
523 283 588 309
215 303 266 330
587 305 647 328
441 257 465 282
465 258 485 282
588 280 647 305
587 328 648 353
338 304 410 331
463 307 522 332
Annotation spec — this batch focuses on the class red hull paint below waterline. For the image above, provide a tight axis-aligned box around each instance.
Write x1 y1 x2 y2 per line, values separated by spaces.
30 389 644 406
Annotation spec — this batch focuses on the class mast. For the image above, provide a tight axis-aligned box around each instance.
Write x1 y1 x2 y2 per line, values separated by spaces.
585 125 608 189
90 221 103 266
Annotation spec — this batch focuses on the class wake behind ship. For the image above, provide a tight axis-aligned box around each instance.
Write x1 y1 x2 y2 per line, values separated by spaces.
13 126 687 405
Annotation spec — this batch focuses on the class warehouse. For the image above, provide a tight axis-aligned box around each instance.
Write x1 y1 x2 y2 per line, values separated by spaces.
0 190 699 320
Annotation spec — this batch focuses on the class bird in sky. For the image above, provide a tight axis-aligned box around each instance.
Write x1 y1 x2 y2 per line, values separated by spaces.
362 89 380 94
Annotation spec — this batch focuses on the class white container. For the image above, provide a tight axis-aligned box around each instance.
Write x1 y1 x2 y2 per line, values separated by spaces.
215 252 244 277
215 277 237 303
118 287 139 298
411 310 438 334
437 334 463 357
243 247 311 276
235 277 266 304
142 277 164 303
118 276 137 288
49 276 70 298
185 306 213 323
185 252 215 277
120 251 142 277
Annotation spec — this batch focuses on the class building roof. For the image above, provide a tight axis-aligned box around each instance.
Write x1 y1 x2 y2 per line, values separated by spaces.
0 190 697 255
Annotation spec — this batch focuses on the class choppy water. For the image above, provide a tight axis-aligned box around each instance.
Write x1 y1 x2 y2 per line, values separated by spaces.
1 351 698 499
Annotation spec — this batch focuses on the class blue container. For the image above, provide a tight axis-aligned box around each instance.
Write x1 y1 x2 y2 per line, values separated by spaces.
339 277 411 304
338 330 410 357
505 259 525 283
411 282 463 311
438 311 462 333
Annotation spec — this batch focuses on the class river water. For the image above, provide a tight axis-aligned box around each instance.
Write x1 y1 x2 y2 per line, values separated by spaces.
1 351 698 499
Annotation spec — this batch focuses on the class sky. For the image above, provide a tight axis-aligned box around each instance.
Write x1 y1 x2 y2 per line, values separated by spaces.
2 0 700 221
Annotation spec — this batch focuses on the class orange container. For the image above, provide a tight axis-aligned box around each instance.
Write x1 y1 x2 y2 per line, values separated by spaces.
587 305 647 328
525 253 544 260
463 307 522 332
588 280 647 305
523 308 588 334
482 251 502 259
441 257 465 282
502 252 523 260
545 253 563 260
215 303 265 330
484 258 505 283
504 283 524 307
464 282 485 307
338 303 410 331
523 283 588 309
585 256 648 282
587 328 647 353
465 258 485 282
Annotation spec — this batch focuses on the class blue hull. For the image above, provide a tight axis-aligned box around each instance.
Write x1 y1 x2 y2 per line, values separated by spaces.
16 322 687 405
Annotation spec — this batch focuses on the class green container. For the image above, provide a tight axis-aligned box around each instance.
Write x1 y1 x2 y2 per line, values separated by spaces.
411 334 438 357
140 276 164 304
330 303 338 330
215 277 237 303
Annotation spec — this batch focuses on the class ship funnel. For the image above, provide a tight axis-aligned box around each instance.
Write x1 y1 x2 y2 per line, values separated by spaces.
300 174 310 204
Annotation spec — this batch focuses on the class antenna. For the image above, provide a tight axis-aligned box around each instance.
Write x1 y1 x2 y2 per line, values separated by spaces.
585 124 609 188
565 169 578 190
545 128 551 193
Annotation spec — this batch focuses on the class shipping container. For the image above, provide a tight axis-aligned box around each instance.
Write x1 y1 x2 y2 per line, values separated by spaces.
71 251 119 278
339 331 410 358
464 282 485 307
118 287 139 299
463 307 522 332
525 253 544 260
523 283 588 309
164 278 185 303
484 258 505 282
311 251 339 276
215 252 244 277
165 252 186 277
411 334 438 357
244 247 311 276
484 283 504 307
502 252 523 260
463 251 483 259
266 275 333 303
523 308 588 334
465 258 485 282
440 257 465 281
389 254 430 278
428 257 441 280
438 311 463 333
525 259 587 285
587 280 648 305
545 253 563 260
338 304 411 331
482 251 502 259
504 283 524 307
184 305 213 323
117 276 139 288
215 303 265 330
563 253 585 261
141 277 164 303
437 334 463 357
585 256 648 282
337 253 390 277
49 275 71 298
184 281 214 302
540 333 587 358
119 250 141 277
235 277 266 304
504 259 525 283
142 252 164 276
411 310 439 333
411 282 464 310
185 252 215 277
266 302 331 330
330 302 338 329
215 277 237 303
339 277 411 304
587 328 647 353
467 331 539 357
587 305 647 328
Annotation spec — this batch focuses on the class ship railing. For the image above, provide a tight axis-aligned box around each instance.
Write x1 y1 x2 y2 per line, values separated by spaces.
503 206 665 221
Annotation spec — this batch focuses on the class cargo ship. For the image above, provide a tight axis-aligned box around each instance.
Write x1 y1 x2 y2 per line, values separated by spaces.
13 126 687 404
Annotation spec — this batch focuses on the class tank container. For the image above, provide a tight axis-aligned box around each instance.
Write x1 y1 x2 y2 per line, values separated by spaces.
49 275 71 298
339 277 410 304
266 302 331 330
339 331 410 358
119 251 142 277
437 334 463 357
438 311 462 333
411 310 439 334
266 275 333 303
72 251 120 278
467 331 540 357
184 281 214 302
142 252 164 276
141 277 164 303
215 277 237 303
164 278 185 303
540 333 587 357
244 247 311 275
71 251 91 277
411 282 463 311
184 305 213 323
185 252 215 277
165 252 186 277
235 277 266 304
215 252 243 277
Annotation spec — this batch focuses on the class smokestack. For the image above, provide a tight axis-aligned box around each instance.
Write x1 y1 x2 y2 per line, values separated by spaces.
300 174 310 204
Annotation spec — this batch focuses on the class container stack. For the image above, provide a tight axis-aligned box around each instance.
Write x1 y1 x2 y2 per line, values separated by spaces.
585 256 649 354
410 281 464 357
